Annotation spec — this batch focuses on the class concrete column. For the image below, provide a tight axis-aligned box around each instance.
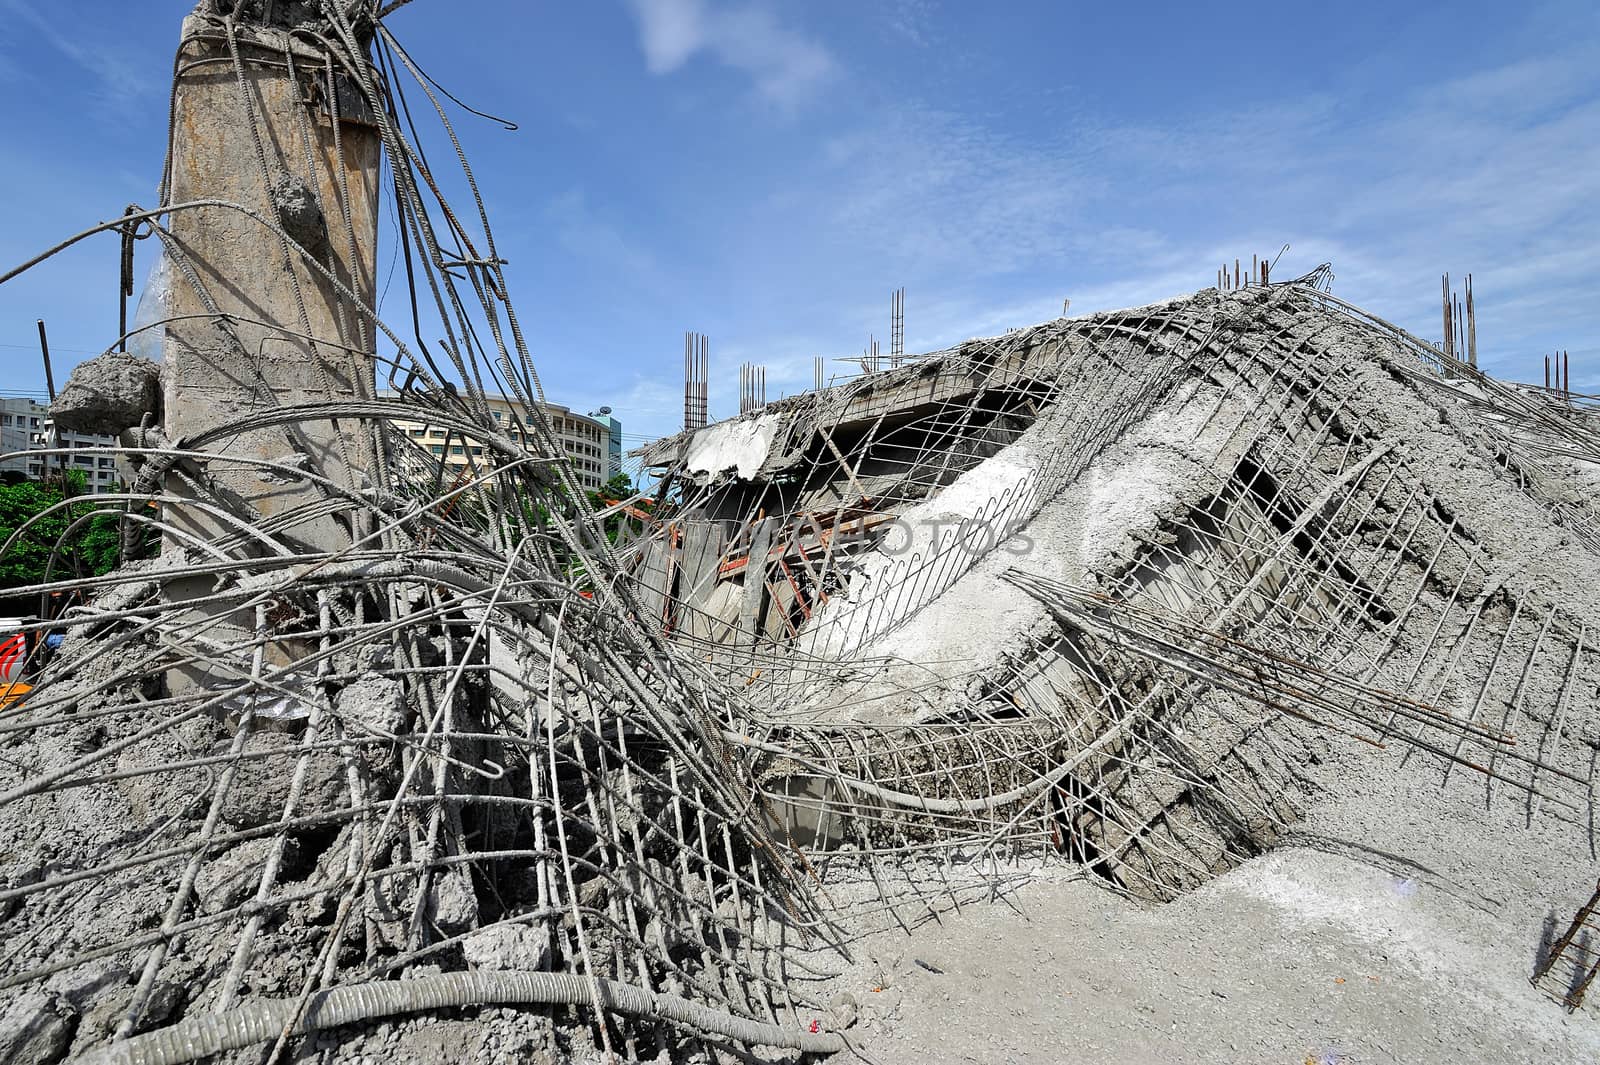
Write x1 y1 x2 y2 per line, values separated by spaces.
159 6 381 554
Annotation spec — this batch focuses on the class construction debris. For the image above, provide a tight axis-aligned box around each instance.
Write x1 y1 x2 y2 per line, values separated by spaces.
0 2 1597 1064
627 277 1600 905
1536 878 1600 1010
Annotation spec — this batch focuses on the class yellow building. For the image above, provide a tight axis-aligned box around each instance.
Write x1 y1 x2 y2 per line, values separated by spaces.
385 392 610 492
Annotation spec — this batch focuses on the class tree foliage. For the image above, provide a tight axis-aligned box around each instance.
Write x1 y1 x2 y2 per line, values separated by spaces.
589 472 653 546
595 472 635 503
0 473 131 590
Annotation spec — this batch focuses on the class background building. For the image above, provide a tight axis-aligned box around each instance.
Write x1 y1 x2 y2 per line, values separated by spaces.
589 407 624 482
46 419 124 493
385 392 611 492
0 397 45 480
7 391 613 496
1 396 121 492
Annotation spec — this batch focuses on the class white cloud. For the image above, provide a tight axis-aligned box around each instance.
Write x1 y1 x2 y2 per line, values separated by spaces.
628 0 706 72
623 0 835 108
771 32 1599 381
813 103 1103 276
884 0 936 47
562 374 686 451
544 188 660 282
552 16 1598 421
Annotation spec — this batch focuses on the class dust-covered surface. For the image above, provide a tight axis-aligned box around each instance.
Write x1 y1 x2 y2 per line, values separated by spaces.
812 847 1600 1065
788 642 1600 1064
809 376 1228 724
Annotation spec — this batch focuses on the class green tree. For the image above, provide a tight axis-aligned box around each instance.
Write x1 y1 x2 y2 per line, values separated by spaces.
587 473 653 547
596 472 634 503
0 473 134 589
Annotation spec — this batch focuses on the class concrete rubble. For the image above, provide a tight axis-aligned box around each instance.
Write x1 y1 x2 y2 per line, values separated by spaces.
49 352 163 438
1 2 1598 1064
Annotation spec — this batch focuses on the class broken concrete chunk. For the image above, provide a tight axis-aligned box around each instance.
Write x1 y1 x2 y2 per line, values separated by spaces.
336 673 408 736
425 866 479 935
195 837 287 914
829 990 859 1030
218 730 350 829
270 173 326 253
70 978 183 1055
683 413 782 481
0 990 76 1065
50 351 162 436
461 922 549 972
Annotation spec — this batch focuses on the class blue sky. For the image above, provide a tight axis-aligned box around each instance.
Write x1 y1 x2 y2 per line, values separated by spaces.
0 0 1596 448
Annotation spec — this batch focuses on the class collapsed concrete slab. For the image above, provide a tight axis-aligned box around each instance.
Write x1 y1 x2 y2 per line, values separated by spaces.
14 270 1600 1064
627 282 1600 910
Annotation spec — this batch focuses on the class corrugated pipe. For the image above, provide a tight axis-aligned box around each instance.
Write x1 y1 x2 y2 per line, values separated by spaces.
77 970 844 1065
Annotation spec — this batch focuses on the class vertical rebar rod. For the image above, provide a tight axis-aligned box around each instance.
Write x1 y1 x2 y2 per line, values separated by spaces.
891 287 905 367
1465 273 1477 368
1442 273 1453 359
118 217 132 353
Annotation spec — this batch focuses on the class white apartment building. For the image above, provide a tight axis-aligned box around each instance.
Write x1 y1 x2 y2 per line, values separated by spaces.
0 397 45 478
0 397 122 494
384 393 611 492
5 392 610 496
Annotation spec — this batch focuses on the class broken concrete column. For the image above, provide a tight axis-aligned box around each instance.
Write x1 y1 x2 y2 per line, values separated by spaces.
139 4 384 699
158 3 381 554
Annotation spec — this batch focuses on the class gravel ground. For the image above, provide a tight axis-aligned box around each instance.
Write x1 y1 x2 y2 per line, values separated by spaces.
815 846 1599 1065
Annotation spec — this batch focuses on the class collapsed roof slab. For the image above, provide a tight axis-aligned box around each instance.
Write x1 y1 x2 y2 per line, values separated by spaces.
636 290 1210 486
628 281 1600 911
